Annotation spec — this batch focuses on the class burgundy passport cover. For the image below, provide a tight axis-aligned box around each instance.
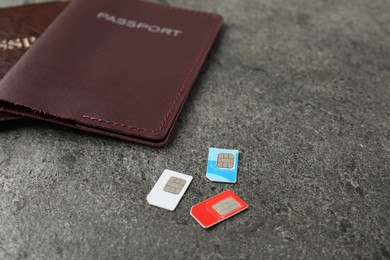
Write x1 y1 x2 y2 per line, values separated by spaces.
0 0 223 146
0 1 68 126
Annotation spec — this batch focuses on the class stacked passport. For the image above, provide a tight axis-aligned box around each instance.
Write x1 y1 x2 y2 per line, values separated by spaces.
0 0 223 146
0 1 68 127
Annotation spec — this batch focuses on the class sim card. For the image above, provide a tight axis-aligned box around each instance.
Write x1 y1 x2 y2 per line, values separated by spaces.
206 148 239 183
147 169 193 211
190 190 248 228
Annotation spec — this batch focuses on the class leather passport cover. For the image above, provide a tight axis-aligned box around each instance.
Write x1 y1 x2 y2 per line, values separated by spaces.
0 1 68 126
0 0 223 146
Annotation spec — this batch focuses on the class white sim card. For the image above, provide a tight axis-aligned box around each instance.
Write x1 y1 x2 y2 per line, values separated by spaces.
147 169 193 211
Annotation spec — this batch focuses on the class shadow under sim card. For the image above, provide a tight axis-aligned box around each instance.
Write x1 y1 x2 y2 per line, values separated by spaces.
206 148 239 183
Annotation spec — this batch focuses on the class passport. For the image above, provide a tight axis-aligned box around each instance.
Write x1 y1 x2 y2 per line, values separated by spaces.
0 1 68 127
0 0 223 146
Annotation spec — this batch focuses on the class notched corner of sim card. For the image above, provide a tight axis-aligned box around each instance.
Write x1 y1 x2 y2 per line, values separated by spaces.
190 207 208 229
206 172 237 184
146 192 155 205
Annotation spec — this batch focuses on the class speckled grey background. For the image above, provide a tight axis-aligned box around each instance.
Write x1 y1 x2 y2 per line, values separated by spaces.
1 0 389 259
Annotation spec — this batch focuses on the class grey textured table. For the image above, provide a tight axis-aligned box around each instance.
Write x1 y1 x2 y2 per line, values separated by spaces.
1 0 389 259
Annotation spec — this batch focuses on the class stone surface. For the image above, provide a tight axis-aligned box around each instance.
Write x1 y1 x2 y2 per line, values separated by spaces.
1 0 390 259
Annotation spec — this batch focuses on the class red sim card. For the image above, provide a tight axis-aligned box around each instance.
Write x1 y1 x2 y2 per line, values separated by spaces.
190 190 248 228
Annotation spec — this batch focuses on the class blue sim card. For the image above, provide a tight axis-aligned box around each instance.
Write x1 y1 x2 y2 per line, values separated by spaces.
206 148 239 183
